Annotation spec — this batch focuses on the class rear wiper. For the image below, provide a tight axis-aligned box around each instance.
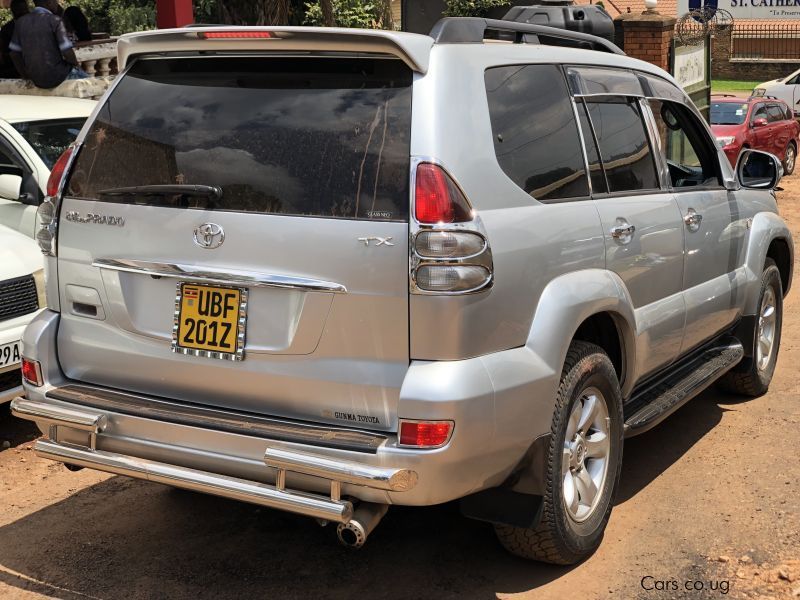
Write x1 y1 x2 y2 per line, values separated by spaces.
98 184 223 199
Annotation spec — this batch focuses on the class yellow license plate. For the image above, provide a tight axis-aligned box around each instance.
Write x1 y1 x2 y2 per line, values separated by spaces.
173 283 246 360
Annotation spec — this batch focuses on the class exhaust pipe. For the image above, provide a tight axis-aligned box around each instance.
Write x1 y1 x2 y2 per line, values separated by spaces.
336 503 389 549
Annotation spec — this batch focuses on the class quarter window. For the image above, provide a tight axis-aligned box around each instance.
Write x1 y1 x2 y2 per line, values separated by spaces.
485 64 589 201
583 98 660 193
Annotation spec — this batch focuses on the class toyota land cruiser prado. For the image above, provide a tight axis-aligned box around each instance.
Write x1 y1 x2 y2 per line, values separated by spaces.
11 19 793 564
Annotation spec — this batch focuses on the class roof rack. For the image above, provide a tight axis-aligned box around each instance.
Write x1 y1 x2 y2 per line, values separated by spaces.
711 93 739 97
428 17 624 55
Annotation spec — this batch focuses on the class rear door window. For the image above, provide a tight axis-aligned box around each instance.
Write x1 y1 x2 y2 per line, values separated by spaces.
583 98 660 193
484 64 589 202
767 103 786 123
67 56 412 221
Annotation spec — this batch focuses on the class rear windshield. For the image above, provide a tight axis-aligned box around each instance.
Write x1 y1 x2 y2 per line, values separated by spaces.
67 56 412 221
709 102 748 125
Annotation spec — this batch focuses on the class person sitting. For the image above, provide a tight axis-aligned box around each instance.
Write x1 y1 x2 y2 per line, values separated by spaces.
8 0 88 89
63 5 92 43
0 0 30 79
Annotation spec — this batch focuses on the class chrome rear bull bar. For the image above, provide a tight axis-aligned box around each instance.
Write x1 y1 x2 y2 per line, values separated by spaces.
34 439 354 523
12 397 419 525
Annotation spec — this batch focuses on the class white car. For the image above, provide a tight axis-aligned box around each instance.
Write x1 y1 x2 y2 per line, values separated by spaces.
0 95 94 403
754 70 800 117
0 224 44 403
0 95 95 237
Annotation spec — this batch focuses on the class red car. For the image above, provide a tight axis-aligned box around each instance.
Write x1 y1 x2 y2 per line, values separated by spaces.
710 95 800 175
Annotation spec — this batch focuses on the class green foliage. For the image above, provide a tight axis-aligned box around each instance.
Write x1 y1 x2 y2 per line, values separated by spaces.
442 0 510 17
304 0 385 28
60 0 155 36
0 8 11 25
194 0 218 23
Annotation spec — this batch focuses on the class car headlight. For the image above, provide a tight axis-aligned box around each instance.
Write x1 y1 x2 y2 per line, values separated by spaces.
716 136 736 148
752 88 767 97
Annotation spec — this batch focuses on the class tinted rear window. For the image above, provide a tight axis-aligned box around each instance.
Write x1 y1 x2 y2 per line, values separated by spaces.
67 56 412 221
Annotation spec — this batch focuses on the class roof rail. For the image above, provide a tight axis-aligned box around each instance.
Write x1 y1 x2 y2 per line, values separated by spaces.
429 17 624 55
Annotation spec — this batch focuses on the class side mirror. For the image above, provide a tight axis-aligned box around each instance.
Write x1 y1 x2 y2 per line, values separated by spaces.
736 149 783 190
0 173 22 201
752 117 768 128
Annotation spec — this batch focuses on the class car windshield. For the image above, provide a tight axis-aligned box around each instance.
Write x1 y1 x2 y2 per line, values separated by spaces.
11 118 86 168
710 103 749 125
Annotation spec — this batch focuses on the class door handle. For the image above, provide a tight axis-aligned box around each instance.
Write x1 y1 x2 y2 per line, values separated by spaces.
684 208 703 232
610 222 636 242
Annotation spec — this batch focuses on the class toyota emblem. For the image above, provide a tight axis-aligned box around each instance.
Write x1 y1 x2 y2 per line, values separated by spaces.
193 223 225 249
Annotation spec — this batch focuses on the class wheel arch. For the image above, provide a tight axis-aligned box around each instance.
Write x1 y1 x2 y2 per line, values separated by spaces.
744 212 794 314
525 269 637 396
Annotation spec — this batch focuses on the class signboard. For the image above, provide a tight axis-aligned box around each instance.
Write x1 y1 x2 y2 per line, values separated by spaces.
674 44 707 89
678 0 800 19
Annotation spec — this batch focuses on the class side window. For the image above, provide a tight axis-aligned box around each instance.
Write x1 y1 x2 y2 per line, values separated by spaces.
484 64 589 201
648 99 722 189
752 104 768 124
784 104 793 120
583 97 660 193
767 104 786 123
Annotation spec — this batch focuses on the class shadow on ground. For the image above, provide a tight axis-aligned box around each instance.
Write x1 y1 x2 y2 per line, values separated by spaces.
0 388 733 600
0 403 40 452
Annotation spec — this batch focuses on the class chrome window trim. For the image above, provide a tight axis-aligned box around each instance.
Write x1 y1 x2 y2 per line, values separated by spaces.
93 258 348 293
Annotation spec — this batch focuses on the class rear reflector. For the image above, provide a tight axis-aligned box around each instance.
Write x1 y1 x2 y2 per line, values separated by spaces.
414 163 473 224
46 146 74 198
21 358 43 387
399 420 453 448
200 31 274 39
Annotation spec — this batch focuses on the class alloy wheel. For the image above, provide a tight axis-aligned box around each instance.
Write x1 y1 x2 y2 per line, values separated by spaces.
562 387 611 523
756 286 777 372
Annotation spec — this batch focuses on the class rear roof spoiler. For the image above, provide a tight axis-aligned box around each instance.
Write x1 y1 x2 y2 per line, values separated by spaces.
117 26 434 73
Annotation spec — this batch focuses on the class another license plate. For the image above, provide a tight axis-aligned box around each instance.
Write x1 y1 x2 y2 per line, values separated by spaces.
0 341 21 370
172 283 247 361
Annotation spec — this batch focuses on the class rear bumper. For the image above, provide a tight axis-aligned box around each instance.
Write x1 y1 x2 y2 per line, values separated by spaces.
16 310 559 511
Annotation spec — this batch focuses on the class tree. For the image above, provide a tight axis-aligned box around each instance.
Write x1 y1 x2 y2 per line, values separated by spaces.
320 0 334 26
215 0 290 25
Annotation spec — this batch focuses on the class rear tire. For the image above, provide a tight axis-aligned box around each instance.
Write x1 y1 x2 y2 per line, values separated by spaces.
783 142 796 175
719 259 783 397
494 341 623 564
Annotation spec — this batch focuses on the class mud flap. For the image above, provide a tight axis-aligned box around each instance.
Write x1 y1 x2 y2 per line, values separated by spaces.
459 432 550 528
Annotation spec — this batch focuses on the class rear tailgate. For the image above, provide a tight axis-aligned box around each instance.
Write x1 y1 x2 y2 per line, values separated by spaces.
56 54 413 431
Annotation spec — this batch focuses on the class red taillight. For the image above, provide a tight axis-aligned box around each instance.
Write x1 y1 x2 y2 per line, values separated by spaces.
399 420 453 448
46 146 74 198
21 358 43 387
414 163 473 224
200 31 273 39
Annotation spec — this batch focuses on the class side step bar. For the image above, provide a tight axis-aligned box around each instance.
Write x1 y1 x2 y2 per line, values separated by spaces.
34 439 354 523
624 336 744 437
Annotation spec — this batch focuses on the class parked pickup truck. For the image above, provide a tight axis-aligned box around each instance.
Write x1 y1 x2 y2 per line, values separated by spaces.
11 19 793 564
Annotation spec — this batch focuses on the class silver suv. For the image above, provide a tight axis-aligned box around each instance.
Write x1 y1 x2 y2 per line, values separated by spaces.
11 19 793 564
